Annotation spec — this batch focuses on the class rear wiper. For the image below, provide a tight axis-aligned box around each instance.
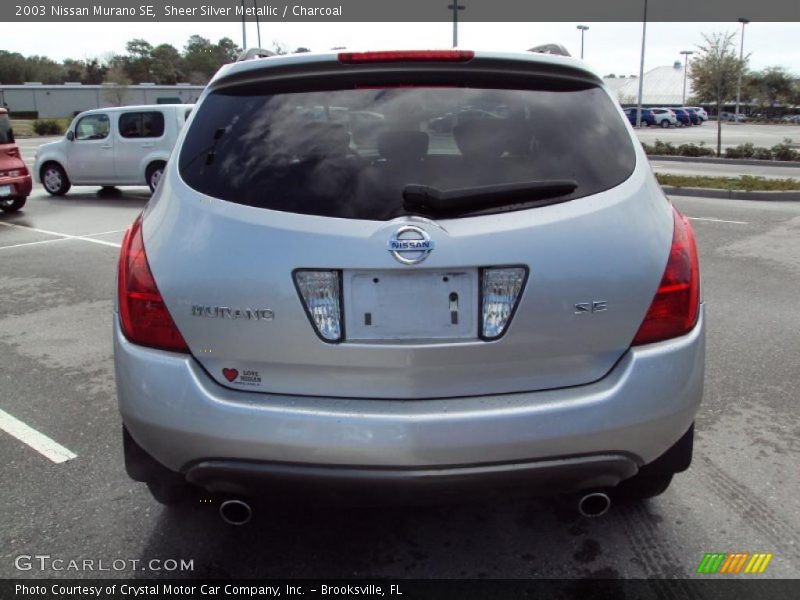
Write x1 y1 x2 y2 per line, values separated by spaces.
402 180 578 217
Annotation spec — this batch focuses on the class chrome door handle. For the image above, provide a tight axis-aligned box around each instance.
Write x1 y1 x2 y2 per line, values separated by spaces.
141 144 154 148
100 144 112 149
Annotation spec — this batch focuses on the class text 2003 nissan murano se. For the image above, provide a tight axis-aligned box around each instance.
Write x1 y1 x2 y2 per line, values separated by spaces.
114 49 703 523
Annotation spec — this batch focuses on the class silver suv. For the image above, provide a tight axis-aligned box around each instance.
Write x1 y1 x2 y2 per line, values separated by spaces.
115 50 703 521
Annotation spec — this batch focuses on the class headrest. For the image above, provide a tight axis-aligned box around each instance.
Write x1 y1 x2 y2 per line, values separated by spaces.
377 130 429 161
453 119 512 159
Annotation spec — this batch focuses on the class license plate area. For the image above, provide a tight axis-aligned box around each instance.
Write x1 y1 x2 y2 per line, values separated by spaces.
0 185 11 197
343 269 478 341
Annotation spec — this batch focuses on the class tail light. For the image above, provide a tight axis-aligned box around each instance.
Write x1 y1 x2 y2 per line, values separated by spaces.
118 216 189 353
338 50 474 64
294 270 344 342
632 207 700 345
480 267 527 340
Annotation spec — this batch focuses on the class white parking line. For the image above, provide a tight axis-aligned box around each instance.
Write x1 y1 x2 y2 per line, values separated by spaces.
0 408 77 464
0 221 122 248
688 217 749 225
81 229 126 238
0 238 71 251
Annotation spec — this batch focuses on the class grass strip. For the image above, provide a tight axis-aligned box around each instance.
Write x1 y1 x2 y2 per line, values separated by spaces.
656 173 800 191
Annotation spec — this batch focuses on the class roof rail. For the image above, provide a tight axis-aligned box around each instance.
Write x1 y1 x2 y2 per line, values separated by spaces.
236 48 277 62
527 44 571 57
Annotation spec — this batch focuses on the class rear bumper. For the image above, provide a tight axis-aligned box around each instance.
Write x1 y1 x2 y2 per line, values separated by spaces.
115 305 704 491
0 175 32 198
161 452 637 502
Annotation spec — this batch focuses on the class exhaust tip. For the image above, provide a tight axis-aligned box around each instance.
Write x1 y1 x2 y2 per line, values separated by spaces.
219 499 252 526
578 491 611 518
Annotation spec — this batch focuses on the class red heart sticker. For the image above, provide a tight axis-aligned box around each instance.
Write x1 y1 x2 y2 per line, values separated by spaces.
222 368 239 382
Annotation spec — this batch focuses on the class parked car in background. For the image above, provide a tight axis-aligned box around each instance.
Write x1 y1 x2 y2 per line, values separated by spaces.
671 108 692 127
650 108 679 128
719 112 746 122
0 107 32 213
33 104 194 196
428 108 499 133
679 108 700 126
684 106 708 122
623 107 655 127
115 49 704 521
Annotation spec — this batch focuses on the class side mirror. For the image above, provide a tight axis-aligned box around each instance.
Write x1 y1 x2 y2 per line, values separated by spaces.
66 130 74 141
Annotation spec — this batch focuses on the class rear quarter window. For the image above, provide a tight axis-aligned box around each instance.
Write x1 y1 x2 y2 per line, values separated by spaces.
119 111 165 138
179 82 636 220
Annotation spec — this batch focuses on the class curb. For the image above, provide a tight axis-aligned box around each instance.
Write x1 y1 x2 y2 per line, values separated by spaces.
649 155 800 168
661 185 800 201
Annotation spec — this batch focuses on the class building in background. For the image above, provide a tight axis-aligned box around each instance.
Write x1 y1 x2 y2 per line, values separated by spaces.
604 62 694 107
0 83 204 119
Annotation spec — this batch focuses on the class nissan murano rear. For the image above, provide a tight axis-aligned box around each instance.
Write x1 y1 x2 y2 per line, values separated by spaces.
114 50 703 521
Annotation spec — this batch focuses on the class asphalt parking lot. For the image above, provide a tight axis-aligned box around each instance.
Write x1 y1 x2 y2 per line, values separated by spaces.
635 122 800 150
1 143 799 581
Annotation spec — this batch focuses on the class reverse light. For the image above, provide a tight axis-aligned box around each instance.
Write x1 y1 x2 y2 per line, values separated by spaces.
338 50 474 64
480 267 527 340
632 207 700 345
294 270 344 342
117 216 189 353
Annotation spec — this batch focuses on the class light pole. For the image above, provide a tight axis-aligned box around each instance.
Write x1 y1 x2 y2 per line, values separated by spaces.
253 0 261 48
680 50 694 105
240 0 247 49
735 18 749 119
635 0 648 127
576 25 589 60
448 3 465 47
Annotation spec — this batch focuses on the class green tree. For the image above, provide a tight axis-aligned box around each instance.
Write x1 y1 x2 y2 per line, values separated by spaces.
0 50 27 83
183 35 217 83
22 55 65 83
83 58 107 85
689 32 748 156
150 43 183 84
124 38 153 82
293 47 311 53
747 67 795 113
215 37 240 64
62 59 85 82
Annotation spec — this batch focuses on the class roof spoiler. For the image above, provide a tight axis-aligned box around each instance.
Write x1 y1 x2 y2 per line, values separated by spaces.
236 48 277 62
527 44 571 57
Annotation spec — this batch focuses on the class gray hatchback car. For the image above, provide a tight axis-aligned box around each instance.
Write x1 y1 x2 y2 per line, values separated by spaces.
114 49 703 523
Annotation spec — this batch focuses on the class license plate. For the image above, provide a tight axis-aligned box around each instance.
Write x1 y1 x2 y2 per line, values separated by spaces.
343 269 478 341
0 185 11 197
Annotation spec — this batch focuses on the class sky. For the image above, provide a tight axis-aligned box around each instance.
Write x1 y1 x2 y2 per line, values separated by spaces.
2 21 800 77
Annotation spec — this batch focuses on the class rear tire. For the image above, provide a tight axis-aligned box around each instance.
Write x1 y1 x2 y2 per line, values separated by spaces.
146 162 166 193
660 119 670 128
0 197 26 213
41 163 71 196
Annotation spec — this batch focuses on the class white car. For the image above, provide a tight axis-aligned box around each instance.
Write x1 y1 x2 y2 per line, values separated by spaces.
684 106 708 122
650 108 679 128
34 104 193 195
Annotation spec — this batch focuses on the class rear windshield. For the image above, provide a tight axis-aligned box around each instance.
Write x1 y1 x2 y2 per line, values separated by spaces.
179 84 635 220
0 114 13 144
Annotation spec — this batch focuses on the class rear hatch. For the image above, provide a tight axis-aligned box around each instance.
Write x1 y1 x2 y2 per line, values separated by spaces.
0 110 22 161
0 110 26 195
145 52 672 399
